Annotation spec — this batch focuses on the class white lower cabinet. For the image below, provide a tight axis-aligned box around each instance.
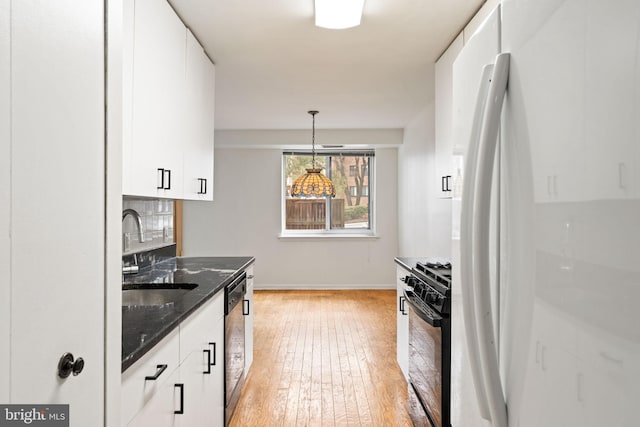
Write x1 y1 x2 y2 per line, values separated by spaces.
244 266 255 374
179 291 225 426
122 291 225 427
396 264 410 380
127 366 181 427
122 328 180 426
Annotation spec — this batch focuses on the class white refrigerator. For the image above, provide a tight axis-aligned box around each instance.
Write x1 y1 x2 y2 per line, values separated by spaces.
450 1 640 426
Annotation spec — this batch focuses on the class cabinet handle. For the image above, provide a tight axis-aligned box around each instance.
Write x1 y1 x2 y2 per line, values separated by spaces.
174 383 184 414
243 299 250 316
445 175 452 191
203 350 211 374
247 275 254 279
164 169 171 190
197 178 207 194
209 342 216 366
399 296 407 315
145 364 167 381
441 176 446 192
157 168 165 189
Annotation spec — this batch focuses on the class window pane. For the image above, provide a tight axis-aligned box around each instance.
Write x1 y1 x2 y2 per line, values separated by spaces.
284 154 327 230
284 153 372 232
330 156 370 230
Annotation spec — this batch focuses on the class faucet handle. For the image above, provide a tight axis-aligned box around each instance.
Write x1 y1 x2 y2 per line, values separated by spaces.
122 254 139 275
122 265 139 275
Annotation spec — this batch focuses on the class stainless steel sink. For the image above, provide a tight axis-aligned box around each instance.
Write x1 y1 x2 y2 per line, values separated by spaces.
122 283 198 307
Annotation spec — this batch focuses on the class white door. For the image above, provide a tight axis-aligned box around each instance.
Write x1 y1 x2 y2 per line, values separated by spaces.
8 0 105 423
0 0 10 404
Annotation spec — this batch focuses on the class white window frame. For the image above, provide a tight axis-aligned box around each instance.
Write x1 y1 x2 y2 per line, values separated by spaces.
280 150 377 238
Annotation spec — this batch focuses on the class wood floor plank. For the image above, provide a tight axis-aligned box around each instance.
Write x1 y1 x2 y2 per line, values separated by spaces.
229 290 413 427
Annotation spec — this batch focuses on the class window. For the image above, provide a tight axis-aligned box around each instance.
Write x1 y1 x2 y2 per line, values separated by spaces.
348 185 369 197
283 151 374 234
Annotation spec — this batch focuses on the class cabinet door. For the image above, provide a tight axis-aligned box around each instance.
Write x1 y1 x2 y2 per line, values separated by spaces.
179 291 224 364
121 328 180 426
583 0 640 201
244 267 255 373
0 0 9 403
127 366 181 427
396 265 409 380
183 29 215 201
435 34 463 198
178 291 225 426
9 0 105 422
130 0 185 198
179 319 225 427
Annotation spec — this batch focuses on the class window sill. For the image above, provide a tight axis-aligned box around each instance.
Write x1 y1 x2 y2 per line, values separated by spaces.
278 232 379 240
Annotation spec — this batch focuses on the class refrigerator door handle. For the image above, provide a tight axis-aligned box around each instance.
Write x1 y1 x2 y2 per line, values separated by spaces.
460 63 494 421
471 52 510 427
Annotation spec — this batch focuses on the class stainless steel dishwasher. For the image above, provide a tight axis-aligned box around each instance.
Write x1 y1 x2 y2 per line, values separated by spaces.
224 272 246 425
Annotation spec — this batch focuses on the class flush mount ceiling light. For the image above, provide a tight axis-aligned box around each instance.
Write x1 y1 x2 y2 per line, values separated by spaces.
290 111 336 198
314 0 365 29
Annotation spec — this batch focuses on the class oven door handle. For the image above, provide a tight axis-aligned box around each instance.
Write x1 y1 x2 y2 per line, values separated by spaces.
403 291 443 327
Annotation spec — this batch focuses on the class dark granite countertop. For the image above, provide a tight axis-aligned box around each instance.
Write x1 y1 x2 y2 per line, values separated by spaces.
122 256 255 372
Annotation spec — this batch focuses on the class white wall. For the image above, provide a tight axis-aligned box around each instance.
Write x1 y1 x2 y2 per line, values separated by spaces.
183 145 399 288
397 103 452 257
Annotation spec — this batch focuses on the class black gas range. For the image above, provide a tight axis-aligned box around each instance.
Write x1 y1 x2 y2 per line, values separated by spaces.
403 259 452 427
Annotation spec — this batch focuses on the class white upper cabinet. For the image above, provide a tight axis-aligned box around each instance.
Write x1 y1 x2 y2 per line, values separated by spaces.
583 0 640 201
130 0 186 198
123 0 215 200
435 34 463 198
183 29 215 201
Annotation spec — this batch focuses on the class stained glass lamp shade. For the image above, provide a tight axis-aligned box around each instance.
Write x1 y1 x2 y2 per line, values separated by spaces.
290 111 336 198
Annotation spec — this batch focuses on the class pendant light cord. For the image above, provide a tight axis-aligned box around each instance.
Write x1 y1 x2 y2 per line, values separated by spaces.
309 110 319 168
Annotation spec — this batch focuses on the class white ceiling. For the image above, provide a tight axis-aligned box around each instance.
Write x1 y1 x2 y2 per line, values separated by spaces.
169 0 484 130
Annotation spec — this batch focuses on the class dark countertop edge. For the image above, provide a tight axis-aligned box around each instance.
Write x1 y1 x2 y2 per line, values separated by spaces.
121 256 255 372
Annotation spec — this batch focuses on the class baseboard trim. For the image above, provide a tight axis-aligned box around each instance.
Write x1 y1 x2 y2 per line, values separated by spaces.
255 283 395 291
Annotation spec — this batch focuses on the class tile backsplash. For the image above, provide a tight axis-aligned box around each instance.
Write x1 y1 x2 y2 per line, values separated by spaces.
122 197 174 254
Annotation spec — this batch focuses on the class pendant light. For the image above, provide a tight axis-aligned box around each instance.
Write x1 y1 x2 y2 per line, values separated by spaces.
290 111 336 198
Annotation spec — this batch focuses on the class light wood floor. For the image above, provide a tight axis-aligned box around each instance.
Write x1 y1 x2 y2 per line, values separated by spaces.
229 290 413 427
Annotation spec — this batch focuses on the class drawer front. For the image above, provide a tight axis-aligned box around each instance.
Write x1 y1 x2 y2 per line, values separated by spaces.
179 290 224 365
121 327 180 427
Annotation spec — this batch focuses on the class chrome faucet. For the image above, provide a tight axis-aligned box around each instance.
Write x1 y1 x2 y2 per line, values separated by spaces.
122 208 145 243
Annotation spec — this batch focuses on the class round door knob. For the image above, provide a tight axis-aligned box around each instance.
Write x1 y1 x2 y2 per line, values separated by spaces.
58 352 85 379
